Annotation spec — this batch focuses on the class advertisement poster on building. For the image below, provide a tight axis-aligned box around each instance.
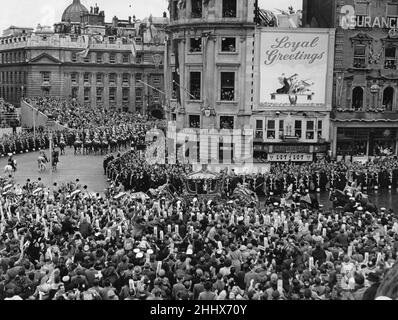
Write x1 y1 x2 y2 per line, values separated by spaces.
259 30 330 106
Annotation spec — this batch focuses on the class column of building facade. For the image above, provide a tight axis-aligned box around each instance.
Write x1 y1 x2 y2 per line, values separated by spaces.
90 73 96 107
116 72 123 108
103 73 109 109
130 72 136 113
206 37 218 160
142 73 149 116
78 71 84 103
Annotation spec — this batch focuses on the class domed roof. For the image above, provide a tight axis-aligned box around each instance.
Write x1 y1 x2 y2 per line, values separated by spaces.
61 0 89 23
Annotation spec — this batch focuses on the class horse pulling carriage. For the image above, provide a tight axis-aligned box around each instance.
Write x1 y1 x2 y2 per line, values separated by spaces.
329 188 377 213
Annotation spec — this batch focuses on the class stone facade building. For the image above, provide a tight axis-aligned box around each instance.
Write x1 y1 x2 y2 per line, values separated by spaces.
332 0 398 159
164 0 256 169
0 0 167 117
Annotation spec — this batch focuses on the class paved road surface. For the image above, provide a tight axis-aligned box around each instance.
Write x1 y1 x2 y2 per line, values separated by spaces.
0 147 112 193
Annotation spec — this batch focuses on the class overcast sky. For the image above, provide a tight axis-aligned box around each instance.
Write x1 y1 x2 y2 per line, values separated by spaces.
0 0 303 33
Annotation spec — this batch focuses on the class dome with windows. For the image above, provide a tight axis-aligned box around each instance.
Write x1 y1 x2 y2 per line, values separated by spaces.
61 0 89 23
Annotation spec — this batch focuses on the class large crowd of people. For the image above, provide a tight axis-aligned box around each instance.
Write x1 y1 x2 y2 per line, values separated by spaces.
0 163 398 300
0 98 397 300
0 100 19 128
0 97 165 158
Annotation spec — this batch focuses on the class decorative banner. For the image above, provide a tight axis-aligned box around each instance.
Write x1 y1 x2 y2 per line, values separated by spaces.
259 30 330 107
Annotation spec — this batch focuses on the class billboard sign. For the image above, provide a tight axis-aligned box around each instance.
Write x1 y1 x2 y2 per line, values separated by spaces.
259 30 330 107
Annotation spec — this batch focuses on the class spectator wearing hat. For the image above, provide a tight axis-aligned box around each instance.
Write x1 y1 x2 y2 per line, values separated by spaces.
362 273 381 300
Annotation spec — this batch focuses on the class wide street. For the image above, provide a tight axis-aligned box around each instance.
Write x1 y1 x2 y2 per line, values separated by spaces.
0 147 113 193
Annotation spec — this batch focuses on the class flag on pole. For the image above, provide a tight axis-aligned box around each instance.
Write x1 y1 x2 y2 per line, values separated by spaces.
76 35 90 58
130 38 137 58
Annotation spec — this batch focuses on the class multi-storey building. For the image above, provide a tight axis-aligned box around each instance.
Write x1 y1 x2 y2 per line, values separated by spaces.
332 0 398 160
251 2 336 163
164 0 256 169
0 0 167 117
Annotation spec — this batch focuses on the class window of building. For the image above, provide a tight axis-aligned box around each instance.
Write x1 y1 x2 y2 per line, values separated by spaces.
136 73 142 84
219 141 234 164
385 47 396 69
189 115 200 128
172 71 178 99
222 0 237 18
255 119 264 139
171 0 178 20
220 72 235 101
136 53 143 64
71 72 78 84
122 54 129 63
189 71 201 100
122 73 130 84
42 88 50 96
42 72 50 82
109 37 116 44
279 120 284 139
96 73 103 84
96 87 103 102
96 53 103 63
306 121 315 140
71 87 78 99
136 88 142 102
317 120 323 139
355 2 370 26
153 90 160 103
354 44 366 68
387 4 398 27
383 87 394 111
352 87 364 110
84 73 90 83
191 0 203 18
109 87 116 103
84 53 91 63
295 120 302 138
220 116 234 129
189 38 202 53
266 120 275 139
109 53 116 63
84 88 90 102
122 88 129 102
221 37 236 52
153 75 161 86
109 73 116 84
71 52 77 62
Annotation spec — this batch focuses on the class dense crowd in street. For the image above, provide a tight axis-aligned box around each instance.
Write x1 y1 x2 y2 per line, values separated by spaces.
0 167 398 300
0 100 19 128
0 97 398 300
106 150 398 198
26 97 154 130
0 97 165 157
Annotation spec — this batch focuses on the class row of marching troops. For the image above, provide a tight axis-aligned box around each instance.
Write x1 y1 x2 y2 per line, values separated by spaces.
0 133 51 156
0 121 157 157
222 168 398 196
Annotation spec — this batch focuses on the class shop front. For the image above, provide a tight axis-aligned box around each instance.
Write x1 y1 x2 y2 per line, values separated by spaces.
253 142 329 163
335 127 398 159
